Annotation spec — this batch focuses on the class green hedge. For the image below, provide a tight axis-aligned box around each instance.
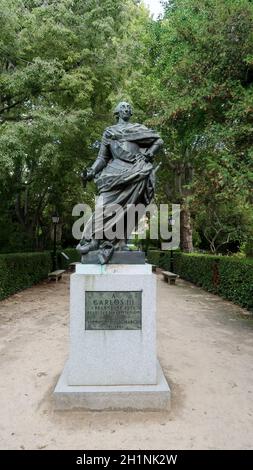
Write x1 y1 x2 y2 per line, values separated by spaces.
146 250 165 267
147 250 253 311
57 247 80 269
217 257 253 309
147 250 172 269
173 253 219 292
0 252 52 301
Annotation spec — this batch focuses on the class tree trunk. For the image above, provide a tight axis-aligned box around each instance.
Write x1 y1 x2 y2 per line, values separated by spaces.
180 203 193 252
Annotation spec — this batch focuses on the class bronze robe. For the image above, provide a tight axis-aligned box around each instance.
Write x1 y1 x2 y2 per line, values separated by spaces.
82 123 159 243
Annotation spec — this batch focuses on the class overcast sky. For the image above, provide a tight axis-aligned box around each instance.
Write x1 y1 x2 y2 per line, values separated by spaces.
143 0 164 18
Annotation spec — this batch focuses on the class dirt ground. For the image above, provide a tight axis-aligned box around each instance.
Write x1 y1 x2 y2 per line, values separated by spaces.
0 272 252 450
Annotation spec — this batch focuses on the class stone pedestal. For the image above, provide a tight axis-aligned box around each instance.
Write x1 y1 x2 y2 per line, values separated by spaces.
54 263 170 410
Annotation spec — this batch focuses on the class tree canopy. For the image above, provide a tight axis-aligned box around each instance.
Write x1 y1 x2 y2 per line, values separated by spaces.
127 0 253 252
0 0 252 254
0 0 148 250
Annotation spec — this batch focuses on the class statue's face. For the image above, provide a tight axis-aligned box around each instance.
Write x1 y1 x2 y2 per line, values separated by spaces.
118 102 132 122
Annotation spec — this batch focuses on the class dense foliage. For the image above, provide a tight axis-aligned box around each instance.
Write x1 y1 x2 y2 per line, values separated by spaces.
129 0 253 253
0 0 252 256
0 0 148 251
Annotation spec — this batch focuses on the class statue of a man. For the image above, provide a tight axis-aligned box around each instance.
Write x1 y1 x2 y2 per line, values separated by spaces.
77 101 163 263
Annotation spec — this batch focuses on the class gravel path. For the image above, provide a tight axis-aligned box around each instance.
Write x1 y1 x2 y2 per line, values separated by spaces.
0 273 252 450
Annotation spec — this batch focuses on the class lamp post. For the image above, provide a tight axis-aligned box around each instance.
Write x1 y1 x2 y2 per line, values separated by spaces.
168 216 175 272
52 212 59 271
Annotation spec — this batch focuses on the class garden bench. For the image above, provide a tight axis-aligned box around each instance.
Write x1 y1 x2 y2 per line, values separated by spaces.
48 270 66 282
161 270 179 285
69 262 79 272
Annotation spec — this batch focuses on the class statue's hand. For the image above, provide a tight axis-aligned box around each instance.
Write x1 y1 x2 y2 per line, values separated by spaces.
81 168 94 182
86 168 95 181
144 149 154 163
81 168 95 188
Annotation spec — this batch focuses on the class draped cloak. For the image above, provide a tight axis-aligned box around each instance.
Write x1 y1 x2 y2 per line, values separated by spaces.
82 123 160 243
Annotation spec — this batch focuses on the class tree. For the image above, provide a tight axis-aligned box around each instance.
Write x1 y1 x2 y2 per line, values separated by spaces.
127 0 253 253
0 0 149 250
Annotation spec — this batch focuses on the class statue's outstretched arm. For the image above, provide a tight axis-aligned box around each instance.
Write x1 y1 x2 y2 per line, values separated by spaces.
150 138 164 156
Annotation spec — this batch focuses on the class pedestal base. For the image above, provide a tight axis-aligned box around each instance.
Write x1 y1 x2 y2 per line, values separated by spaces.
68 264 157 385
54 361 170 411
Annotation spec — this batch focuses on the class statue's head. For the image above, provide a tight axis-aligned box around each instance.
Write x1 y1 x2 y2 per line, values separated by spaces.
114 101 132 122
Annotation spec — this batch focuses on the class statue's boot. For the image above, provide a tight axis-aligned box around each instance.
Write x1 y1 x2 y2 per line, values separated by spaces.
77 239 99 255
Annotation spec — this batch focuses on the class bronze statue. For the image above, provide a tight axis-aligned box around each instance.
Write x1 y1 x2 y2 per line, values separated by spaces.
77 102 163 264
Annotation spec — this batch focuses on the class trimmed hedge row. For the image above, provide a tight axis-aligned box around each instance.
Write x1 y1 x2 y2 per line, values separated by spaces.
58 247 80 269
0 252 52 301
147 250 253 311
147 250 172 270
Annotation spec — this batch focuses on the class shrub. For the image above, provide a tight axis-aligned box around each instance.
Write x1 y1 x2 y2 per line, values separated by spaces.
57 247 80 269
218 257 253 310
173 253 220 292
147 250 165 267
159 252 172 270
0 252 52 301
244 239 253 258
147 250 253 311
